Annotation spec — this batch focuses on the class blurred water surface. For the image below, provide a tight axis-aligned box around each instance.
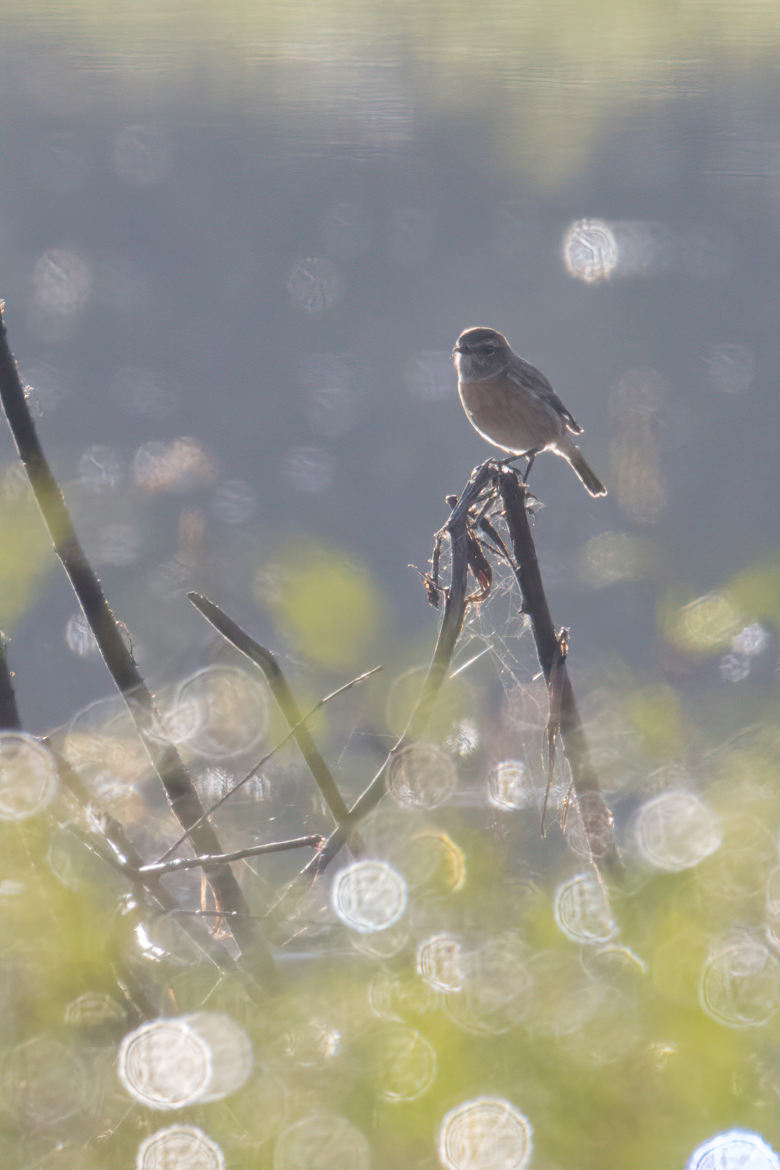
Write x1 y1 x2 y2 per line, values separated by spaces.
0 3 778 1168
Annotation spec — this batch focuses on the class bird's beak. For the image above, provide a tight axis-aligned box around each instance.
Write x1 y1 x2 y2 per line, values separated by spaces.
452 344 465 355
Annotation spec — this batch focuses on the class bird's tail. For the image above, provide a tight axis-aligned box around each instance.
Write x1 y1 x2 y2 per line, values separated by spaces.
567 447 607 497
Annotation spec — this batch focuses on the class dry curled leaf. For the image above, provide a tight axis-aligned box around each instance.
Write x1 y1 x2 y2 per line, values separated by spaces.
466 530 492 601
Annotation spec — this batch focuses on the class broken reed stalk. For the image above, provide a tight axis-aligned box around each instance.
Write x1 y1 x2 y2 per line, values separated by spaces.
138 835 324 877
0 303 276 982
187 593 357 832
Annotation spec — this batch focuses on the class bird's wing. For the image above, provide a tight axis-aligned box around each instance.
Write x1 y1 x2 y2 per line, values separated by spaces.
506 359 584 434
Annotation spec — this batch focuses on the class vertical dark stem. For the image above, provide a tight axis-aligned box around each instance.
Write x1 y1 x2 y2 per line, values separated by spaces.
499 468 617 866
0 634 22 730
405 460 497 744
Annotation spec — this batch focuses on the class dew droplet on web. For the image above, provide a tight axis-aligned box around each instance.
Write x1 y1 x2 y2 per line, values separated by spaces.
273 1112 370 1170
0 733 59 821
699 934 780 1029
634 790 722 871
386 742 457 810
437 1096 533 1170
331 859 408 933
686 1128 780 1170
562 218 618 283
137 1124 225 1170
553 872 618 944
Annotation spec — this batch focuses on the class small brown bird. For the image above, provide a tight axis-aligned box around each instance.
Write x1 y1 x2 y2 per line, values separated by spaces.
453 326 607 497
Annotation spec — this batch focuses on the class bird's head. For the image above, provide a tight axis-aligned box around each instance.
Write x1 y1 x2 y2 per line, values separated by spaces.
452 326 511 378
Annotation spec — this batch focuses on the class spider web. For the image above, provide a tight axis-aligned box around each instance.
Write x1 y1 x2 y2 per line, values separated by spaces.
435 506 577 827
443 509 536 697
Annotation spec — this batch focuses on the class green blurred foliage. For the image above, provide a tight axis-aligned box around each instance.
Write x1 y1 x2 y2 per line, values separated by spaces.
2 672 780 1168
660 552 779 656
726 555 780 625
626 683 682 758
0 482 776 1166
258 538 384 669
0 477 53 628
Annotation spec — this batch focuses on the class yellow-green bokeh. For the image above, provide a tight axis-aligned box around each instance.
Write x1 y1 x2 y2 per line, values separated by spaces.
257 538 382 669
0 480 53 628
659 552 779 657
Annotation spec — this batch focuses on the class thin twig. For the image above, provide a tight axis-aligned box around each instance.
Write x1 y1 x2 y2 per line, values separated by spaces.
449 644 493 679
541 630 567 835
0 303 275 977
139 835 323 877
406 464 490 738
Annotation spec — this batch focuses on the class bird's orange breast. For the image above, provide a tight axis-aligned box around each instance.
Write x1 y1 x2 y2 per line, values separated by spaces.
458 375 562 454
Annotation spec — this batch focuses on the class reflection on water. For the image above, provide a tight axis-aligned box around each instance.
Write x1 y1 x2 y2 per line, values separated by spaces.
31 246 91 322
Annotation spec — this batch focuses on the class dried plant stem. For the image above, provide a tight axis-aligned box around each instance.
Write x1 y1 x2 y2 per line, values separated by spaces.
0 634 22 731
139 835 323 877
188 592 374 844
51 747 245 975
498 467 618 868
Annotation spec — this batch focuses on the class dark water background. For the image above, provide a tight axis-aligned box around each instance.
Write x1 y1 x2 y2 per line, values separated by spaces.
1 5 777 730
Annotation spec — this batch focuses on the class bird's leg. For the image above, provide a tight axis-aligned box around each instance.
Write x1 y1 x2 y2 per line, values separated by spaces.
522 449 540 482
499 449 539 481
